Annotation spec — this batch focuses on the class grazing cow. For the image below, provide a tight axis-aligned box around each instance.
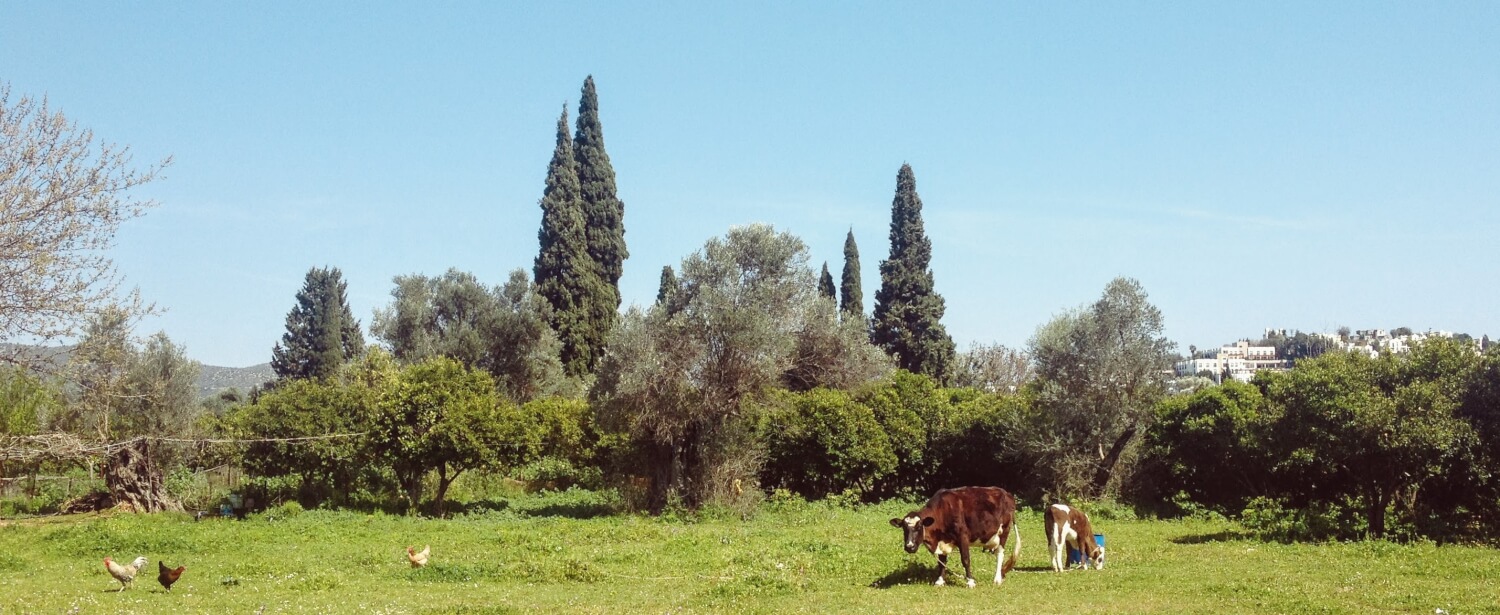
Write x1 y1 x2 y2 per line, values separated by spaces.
889 486 1021 588
1045 503 1105 571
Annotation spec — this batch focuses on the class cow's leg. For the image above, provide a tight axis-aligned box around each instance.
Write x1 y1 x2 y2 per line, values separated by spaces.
993 528 1006 584
959 540 975 588
1049 522 1063 572
934 554 948 586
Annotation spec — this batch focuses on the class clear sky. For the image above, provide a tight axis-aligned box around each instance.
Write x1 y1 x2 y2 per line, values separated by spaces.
3 2 1496 367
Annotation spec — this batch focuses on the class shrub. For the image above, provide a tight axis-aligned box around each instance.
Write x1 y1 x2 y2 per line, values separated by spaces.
760 388 895 500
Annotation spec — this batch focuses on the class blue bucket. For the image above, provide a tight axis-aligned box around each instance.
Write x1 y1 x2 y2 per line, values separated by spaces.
1068 534 1105 566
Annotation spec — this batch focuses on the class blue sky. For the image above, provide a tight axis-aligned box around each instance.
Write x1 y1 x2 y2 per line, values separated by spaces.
3 2 1496 367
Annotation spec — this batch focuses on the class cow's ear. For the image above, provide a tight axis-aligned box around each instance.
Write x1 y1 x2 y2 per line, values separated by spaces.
922 517 936 527
890 518 902 528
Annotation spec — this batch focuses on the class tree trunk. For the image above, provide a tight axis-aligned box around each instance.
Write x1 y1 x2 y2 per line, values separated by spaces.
435 468 456 518
1368 486 1388 539
105 439 182 513
1089 427 1137 498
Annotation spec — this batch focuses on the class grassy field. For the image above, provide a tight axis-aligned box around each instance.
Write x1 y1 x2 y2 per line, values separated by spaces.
2 491 1497 614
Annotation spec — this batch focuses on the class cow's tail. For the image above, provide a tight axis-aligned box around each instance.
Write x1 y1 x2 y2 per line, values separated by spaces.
1001 516 1020 574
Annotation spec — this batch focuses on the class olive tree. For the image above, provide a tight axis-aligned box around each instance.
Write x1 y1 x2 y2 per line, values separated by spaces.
1027 277 1174 498
593 224 818 510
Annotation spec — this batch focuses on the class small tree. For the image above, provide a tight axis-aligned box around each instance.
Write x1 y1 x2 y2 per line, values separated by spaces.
818 262 836 300
0 83 165 367
952 342 1033 393
372 357 536 515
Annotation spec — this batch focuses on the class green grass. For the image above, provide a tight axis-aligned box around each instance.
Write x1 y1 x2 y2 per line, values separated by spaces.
2 491 1497 614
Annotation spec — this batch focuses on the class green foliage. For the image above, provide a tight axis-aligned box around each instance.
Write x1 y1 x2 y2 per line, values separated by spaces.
759 388 896 499
0 365 59 436
654 265 679 309
1261 345 1471 538
1257 330 1337 363
1144 381 1275 515
574 75 628 370
271 266 365 381
856 370 948 497
870 164 956 384
229 354 386 507
371 357 540 514
533 106 604 377
372 268 566 403
839 229 863 320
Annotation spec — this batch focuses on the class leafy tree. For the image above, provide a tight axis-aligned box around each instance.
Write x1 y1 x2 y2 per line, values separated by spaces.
0 366 60 436
818 262 836 300
372 357 536 515
271 267 364 381
593 224 814 510
870 164 956 383
55 306 135 439
952 342 1033 393
1144 380 1275 514
114 332 201 440
534 106 601 376
230 355 387 507
574 75 628 370
839 229 863 320
759 388 896 499
0 82 165 368
1260 345 1470 538
372 269 565 403
1028 277 1175 498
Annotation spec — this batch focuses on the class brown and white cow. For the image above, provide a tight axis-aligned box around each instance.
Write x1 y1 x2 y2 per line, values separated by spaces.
1045 503 1105 571
889 486 1021 587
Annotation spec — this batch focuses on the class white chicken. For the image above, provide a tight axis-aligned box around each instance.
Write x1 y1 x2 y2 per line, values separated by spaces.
103 556 148 591
407 545 430 568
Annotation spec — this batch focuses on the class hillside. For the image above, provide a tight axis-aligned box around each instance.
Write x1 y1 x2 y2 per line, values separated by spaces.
196 362 273 398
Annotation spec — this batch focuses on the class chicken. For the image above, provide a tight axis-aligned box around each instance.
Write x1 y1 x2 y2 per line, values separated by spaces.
407 545 430 568
103 556 148 591
158 560 187 591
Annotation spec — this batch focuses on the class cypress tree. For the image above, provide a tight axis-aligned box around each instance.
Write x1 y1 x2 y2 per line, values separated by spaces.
870 164 956 383
534 106 598 376
574 75 628 369
655 265 679 307
271 266 364 381
839 229 863 319
818 262 836 300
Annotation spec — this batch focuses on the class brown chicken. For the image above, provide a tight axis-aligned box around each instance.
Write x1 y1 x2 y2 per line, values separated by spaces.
103 556 148 591
407 545 430 568
158 561 186 591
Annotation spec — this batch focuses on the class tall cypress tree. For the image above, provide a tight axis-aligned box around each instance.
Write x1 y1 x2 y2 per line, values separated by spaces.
534 106 598 376
271 266 364 381
870 164 956 383
818 262 836 300
574 75 628 370
840 229 863 319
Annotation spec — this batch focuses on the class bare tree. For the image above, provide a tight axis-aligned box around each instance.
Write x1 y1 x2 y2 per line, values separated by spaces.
0 82 166 366
952 342 1033 393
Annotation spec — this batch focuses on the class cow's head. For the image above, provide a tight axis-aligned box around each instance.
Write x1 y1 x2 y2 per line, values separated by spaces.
1091 546 1106 570
889 514 934 553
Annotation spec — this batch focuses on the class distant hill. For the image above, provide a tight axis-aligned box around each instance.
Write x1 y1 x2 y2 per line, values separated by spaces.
197 363 274 399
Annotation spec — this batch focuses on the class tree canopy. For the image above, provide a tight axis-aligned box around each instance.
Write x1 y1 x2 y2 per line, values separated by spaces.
271 267 364 381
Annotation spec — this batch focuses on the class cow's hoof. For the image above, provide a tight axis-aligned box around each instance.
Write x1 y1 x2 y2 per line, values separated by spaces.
993 577 1004 585
965 578 976 588
934 577 945 587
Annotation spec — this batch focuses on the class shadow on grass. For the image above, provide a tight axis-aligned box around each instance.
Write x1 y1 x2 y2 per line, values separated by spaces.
1012 564 1055 573
870 561 934 588
447 498 619 520
1171 530 1257 544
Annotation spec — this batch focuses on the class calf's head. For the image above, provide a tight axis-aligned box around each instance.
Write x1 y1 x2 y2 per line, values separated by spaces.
889 514 934 553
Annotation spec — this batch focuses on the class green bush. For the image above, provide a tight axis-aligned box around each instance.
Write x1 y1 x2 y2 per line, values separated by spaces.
759 388 895 500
